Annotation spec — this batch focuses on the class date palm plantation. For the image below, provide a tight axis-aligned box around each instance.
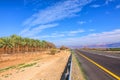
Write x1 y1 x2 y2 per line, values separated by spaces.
0 34 56 54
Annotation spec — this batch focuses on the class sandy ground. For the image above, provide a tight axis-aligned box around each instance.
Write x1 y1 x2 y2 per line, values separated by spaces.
0 50 70 80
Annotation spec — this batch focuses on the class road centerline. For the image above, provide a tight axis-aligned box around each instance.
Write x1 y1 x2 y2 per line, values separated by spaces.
78 52 120 80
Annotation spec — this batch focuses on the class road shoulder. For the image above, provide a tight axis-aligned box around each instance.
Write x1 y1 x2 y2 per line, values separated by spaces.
71 51 86 80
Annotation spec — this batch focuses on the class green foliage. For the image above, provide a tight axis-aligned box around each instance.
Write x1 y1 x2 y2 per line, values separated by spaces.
109 48 120 51
60 46 69 50
0 63 36 72
17 63 25 67
49 49 56 55
0 38 4 48
18 62 37 68
0 66 16 72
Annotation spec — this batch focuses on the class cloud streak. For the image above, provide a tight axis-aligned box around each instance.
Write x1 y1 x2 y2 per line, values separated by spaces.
23 0 92 27
39 29 85 39
90 4 101 8
53 29 120 46
20 23 58 37
69 29 85 34
78 21 86 24
105 0 114 5
20 0 92 38
116 4 120 9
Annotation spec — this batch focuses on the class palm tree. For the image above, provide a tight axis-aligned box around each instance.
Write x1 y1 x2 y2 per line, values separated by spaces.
36 40 42 51
41 40 47 50
11 35 23 53
10 34 22 53
0 38 4 48
0 38 4 60
1 37 13 54
22 38 30 53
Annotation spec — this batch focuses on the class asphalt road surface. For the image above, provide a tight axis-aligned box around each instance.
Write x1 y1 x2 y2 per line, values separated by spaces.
74 49 120 80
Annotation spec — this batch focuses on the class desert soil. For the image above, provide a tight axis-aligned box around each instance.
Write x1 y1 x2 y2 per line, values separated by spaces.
0 50 70 80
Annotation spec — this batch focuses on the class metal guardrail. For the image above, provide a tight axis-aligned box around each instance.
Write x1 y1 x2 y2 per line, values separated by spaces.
60 54 72 80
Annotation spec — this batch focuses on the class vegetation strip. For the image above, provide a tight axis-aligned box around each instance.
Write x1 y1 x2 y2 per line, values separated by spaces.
108 48 120 51
0 34 56 54
0 66 16 72
71 50 87 80
18 62 37 68
0 62 37 72
79 53 120 80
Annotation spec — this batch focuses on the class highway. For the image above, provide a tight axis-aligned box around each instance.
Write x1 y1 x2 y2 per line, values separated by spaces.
74 49 120 80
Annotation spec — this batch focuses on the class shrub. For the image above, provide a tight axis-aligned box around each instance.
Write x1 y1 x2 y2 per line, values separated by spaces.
50 49 56 55
109 48 120 51
60 46 69 50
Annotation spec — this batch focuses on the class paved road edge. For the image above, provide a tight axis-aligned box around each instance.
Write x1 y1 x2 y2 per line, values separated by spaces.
77 51 120 80
71 50 87 80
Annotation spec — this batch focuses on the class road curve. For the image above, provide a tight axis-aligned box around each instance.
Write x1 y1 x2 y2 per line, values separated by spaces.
74 49 120 80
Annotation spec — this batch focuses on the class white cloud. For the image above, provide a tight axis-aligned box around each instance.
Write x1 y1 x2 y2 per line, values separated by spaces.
89 29 95 32
67 29 85 36
38 29 85 38
90 4 101 8
105 0 114 5
20 23 58 37
78 20 93 25
53 29 120 46
116 5 120 9
69 29 85 34
23 0 92 27
41 34 65 38
78 21 86 24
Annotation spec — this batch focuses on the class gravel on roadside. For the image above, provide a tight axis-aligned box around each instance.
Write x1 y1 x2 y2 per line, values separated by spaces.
71 53 85 80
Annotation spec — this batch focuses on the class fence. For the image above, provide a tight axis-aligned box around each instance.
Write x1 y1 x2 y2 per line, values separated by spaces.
60 54 72 80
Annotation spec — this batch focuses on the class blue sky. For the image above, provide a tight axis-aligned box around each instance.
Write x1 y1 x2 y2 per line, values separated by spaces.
0 0 120 47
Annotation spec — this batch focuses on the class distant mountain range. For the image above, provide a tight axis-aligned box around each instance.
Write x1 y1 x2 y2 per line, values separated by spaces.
69 42 120 48
87 42 120 48
105 42 120 48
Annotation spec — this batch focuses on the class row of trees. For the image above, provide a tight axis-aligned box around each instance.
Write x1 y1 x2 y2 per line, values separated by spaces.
0 34 56 54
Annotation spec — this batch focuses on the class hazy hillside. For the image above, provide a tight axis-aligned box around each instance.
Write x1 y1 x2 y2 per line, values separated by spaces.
106 42 120 48
72 42 120 48
88 42 120 48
